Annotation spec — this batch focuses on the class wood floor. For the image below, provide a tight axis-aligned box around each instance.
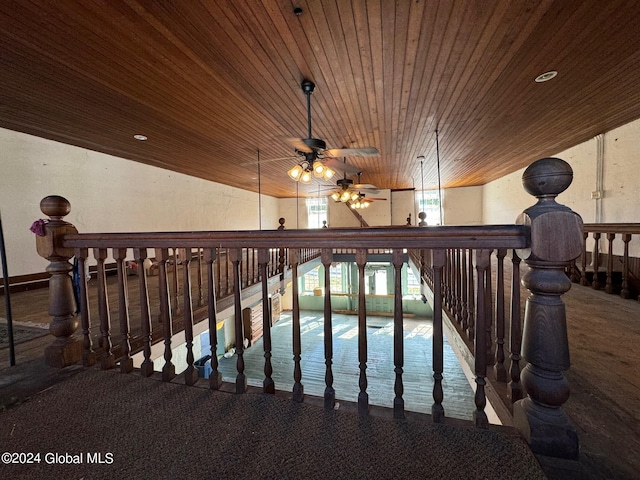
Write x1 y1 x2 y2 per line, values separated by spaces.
214 312 476 421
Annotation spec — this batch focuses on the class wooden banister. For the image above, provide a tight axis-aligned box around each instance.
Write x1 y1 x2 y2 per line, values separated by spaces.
577 223 640 301
34 156 583 460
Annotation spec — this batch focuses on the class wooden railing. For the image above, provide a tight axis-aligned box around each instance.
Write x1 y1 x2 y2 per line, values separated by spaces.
34 157 583 459
572 223 640 300
410 247 524 408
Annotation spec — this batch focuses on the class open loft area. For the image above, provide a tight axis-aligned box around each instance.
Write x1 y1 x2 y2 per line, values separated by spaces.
2 2 640 478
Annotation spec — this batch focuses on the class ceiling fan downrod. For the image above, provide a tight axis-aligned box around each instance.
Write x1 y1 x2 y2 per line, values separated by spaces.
300 79 326 151
301 79 315 139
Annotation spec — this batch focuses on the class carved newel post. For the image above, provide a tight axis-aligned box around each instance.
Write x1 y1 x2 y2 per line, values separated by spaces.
36 195 82 367
513 158 583 459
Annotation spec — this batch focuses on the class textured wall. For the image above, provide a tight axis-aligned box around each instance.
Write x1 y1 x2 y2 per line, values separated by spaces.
0 128 278 276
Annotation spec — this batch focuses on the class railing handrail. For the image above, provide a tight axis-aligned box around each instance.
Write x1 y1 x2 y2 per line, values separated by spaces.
61 225 530 250
583 223 640 233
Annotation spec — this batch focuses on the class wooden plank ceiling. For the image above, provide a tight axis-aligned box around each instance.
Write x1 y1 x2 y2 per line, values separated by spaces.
2 0 640 198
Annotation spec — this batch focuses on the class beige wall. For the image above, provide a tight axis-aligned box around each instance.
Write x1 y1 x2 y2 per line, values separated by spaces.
0 128 278 276
443 186 484 225
482 118 640 225
482 118 640 256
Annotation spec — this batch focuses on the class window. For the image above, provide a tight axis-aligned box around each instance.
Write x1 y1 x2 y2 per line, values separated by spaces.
416 190 442 225
306 197 328 229
300 261 419 296
303 266 321 292
406 267 421 295
329 264 343 293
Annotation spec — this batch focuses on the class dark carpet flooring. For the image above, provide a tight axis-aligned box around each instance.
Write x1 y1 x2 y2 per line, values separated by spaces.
0 368 546 479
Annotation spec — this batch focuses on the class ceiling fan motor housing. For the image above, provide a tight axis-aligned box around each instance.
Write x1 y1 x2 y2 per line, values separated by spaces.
302 137 326 151
337 178 354 189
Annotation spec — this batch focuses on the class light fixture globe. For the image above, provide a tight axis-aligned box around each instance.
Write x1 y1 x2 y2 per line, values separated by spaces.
313 160 326 177
288 164 303 180
300 170 313 184
323 167 335 181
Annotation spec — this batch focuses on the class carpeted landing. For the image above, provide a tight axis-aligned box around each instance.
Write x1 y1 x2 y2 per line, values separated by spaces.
0 368 546 479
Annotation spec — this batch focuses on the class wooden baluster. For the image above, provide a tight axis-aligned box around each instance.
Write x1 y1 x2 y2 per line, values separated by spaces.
94 248 115 370
225 248 231 295
254 248 259 283
196 248 204 306
242 248 248 288
321 248 335 410
356 249 369 415
205 248 223 389
473 249 490 428
230 248 247 393
291 249 304 402
273 248 279 276
270 248 277 277
75 247 96 366
592 232 601 289
249 248 254 285
455 249 462 323
35 196 82 367
392 249 405 419
181 248 198 386
172 248 181 316
461 249 469 332
114 248 133 373
278 218 286 275
513 157 582 459
215 247 221 299
579 231 589 286
449 249 456 317
156 248 175 382
485 252 495 367
621 233 631 299
258 248 275 393
605 233 616 294
494 249 507 382
444 250 451 310
508 249 523 402
134 248 154 377
432 249 446 422
467 249 475 342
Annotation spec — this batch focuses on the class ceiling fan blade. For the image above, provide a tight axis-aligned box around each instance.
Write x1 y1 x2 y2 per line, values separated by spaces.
240 155 299 166
352 183 378 190
325 147 379 157
323 157 361 175
285 137 313 153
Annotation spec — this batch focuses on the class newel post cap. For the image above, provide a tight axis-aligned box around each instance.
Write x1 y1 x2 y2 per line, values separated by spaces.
40 195 71 219
521 157 573 198
36 195 77 259
517 158 583 262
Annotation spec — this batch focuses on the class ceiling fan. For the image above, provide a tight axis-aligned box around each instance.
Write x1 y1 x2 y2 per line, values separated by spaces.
329 172 386 209
285 79 379 184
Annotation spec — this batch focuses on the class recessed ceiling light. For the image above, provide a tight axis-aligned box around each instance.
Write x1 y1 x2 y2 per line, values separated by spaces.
133 134 147 141
534 71 558 83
